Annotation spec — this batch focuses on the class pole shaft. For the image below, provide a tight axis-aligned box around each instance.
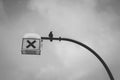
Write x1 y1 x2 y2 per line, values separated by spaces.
41 37 114 80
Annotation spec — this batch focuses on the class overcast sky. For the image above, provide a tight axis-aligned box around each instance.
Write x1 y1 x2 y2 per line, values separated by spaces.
0 0 120 80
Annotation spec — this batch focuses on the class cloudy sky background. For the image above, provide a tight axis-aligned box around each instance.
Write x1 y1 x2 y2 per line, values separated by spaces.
0 0 120 80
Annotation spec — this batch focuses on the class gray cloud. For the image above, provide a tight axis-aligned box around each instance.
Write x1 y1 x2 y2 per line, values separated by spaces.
0 0 120 80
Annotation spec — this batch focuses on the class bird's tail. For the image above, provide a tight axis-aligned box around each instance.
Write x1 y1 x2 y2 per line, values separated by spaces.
50 38 53 42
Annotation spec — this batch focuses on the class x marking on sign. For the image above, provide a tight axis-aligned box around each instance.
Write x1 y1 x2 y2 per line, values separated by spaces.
26 40 36 48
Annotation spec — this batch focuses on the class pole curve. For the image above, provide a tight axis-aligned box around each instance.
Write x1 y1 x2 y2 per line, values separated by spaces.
41 37 114 80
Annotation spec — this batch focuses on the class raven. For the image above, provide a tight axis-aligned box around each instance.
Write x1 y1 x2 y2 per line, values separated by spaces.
49 31 53 42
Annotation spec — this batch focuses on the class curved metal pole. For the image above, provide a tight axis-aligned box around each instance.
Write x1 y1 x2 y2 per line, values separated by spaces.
41 37 114 80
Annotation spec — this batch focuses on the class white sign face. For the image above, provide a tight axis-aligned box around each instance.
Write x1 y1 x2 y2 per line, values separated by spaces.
23 39 39 49
21 38 41 55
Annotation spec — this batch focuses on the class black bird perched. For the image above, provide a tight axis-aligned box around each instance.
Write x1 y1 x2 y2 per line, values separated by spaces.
49 31 53 42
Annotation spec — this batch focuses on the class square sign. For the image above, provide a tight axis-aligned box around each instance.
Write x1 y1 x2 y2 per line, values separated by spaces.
21 38 41 55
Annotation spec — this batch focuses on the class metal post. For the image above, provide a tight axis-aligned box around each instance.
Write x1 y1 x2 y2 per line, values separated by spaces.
41 37 114 80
